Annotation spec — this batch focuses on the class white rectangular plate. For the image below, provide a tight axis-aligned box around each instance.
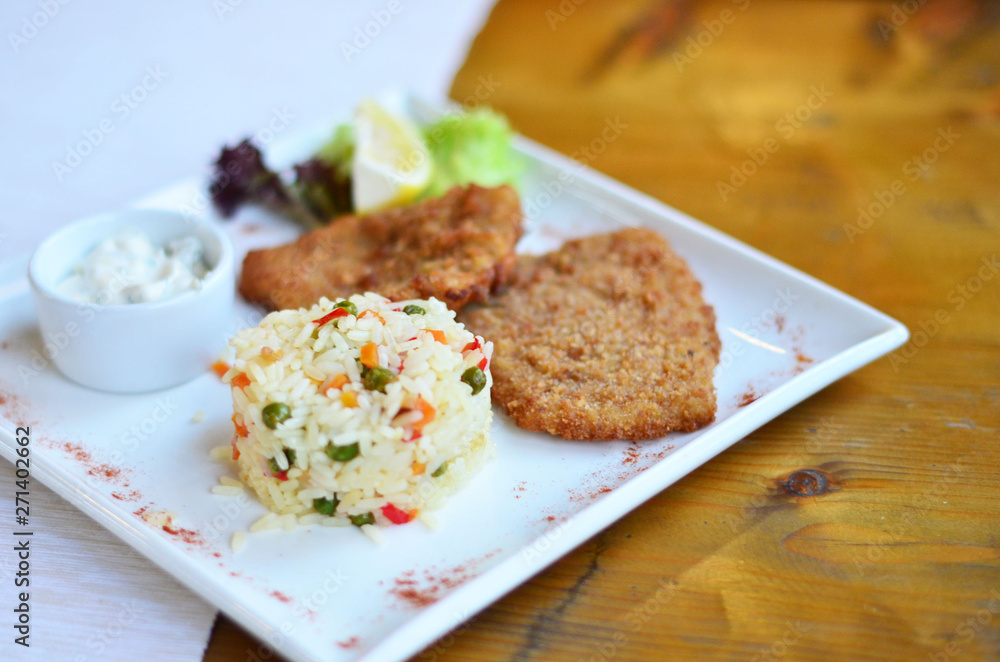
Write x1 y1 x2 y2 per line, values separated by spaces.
0 95 907 662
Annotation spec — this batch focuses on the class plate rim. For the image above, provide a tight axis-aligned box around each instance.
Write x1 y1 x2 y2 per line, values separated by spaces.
0 95 909 662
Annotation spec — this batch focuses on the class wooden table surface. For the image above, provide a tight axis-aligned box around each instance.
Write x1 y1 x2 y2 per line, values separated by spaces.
205 1 1000 659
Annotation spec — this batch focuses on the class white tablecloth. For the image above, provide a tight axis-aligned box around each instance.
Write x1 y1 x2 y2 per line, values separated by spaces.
0 1 496 659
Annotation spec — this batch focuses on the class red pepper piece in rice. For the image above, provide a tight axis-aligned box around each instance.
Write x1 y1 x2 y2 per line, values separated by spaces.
312 307 349 327
381 503 416 524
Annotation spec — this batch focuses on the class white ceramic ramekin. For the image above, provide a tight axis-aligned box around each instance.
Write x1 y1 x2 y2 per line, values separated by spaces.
28 209 235 393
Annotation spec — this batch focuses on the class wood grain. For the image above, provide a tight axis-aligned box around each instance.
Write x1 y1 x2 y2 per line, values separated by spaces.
205 1 1000 660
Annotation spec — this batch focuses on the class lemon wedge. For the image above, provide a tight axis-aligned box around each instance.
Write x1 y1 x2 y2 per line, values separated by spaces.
351 99 432 213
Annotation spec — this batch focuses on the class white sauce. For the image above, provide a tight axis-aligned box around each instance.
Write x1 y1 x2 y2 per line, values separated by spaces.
58 230 209 305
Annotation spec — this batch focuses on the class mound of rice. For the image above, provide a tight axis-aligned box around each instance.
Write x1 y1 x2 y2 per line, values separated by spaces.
224 293 494 535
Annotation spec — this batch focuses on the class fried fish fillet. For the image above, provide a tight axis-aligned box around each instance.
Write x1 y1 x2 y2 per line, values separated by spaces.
460 228 720 440
238 184 523 311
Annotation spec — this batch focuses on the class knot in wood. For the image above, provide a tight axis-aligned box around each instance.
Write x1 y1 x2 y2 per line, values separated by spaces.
785 469 827 496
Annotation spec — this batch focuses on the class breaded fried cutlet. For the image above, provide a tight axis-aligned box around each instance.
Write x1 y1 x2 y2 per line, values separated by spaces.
238 184 523 311
460 228 720 440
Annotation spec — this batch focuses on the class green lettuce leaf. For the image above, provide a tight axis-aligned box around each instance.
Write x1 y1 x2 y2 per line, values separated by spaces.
315 123 354 176
420 108 522 199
